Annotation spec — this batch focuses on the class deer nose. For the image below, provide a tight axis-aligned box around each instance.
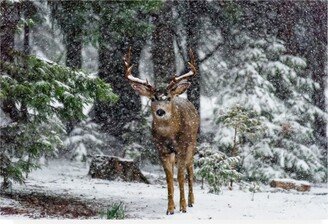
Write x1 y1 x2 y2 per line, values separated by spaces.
156 109 166 117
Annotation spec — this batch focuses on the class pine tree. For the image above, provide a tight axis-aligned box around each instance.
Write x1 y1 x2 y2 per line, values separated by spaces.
64 118 105 162
216 105 262 158
195 142 241 194
216 105 262 188
0 52 117 189
214 34 326 183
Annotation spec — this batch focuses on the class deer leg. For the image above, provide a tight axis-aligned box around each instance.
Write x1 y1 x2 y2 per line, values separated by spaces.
177 160 187 213
170 153 176 210
171 157 176 209
162 155 175 215
187 162 194 207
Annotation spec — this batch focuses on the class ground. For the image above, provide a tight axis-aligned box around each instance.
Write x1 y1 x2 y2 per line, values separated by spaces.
0 160 327 220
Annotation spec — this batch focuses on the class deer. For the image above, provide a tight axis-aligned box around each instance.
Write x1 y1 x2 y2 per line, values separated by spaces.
123 48 200 215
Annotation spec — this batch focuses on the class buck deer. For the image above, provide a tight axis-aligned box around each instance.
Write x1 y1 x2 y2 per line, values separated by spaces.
124 48 199 215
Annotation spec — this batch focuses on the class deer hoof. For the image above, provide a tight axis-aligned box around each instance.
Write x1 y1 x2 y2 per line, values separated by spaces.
188 204 193 207
166 210 174 215
180 209 187 213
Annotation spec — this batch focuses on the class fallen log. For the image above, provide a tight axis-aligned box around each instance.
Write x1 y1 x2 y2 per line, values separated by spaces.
270 178 311 192
88 155 149 184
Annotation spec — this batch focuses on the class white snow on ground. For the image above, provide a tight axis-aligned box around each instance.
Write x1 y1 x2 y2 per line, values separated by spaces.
1 160 327 220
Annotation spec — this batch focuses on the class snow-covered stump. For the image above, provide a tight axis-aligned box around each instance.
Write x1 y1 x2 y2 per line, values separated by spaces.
88 155 149 184
270 179 311 192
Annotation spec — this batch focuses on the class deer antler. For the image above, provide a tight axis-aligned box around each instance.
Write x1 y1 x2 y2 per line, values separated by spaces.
167 49 197 90
124 47 155 92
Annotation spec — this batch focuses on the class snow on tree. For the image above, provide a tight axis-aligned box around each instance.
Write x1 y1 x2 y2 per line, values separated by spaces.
216 105 263 189
0 52 117 189
195 142 241 194
214 34 326 183
63 118 105 162
216 105 263 158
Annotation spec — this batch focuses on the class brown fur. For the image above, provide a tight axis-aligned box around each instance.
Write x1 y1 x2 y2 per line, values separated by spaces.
152 97 199 214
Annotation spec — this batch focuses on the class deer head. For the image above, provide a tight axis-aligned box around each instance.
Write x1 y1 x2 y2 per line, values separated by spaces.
124 48 196 120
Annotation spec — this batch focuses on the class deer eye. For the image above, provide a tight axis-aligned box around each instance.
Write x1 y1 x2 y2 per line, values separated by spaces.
167 97 171 101
151 98 155 102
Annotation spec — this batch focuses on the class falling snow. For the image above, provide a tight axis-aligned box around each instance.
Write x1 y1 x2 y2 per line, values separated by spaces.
0 0 327 221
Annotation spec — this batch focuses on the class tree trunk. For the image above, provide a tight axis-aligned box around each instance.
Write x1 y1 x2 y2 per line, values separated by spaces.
152 1 175 88
94 7 142 139
274 2 327 151
21 1 34 123
270 179 311 192
0 1 21 122
65 27 82 69
88 155 149 184
186 0 201 113
59 1 83 70
307 3 327 152
57 2 84 133
65 26 82 133
276 1 298 55
229 127 238 190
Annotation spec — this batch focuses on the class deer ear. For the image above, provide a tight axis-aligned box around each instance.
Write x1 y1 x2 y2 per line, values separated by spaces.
169 82 191 96
131 83 154 98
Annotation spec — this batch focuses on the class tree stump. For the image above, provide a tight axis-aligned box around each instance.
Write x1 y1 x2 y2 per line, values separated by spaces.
270 179 311 192
88 155 149 184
